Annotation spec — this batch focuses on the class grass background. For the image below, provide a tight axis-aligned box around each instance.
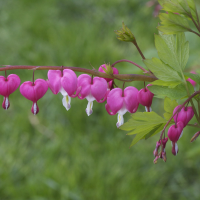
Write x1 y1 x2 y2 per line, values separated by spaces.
0 0 200 199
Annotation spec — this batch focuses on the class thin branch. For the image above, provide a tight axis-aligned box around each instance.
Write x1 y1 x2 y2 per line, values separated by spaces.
1 65 157 82
111 59 152 75
132 41 145 60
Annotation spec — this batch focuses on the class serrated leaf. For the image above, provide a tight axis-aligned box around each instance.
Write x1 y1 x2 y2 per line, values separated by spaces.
151 80 181 88
184 72 200 85
155 32 189 73
143 58 182 82
158 12 191 34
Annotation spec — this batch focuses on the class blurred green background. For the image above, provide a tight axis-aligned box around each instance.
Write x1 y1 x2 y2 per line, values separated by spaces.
1 0 200 199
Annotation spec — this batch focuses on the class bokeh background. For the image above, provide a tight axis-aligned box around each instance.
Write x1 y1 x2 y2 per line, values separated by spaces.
0 0 200 199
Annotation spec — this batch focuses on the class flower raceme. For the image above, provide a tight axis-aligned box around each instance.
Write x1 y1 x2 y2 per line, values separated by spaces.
0 74 20 110
20 79 48 115
105 86 139 128
47 69 80 111
77 74 108 116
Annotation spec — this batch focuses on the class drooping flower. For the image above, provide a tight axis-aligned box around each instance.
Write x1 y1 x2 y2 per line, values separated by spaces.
173 105 194 127
0 74 20 110
77 74 108 116
167 121 184 155
47 69 80 111
20 79 48 115
105 86 139 128
137 84 154 112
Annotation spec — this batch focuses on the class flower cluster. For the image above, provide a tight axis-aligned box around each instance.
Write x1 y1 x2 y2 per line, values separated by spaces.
0 64 154 128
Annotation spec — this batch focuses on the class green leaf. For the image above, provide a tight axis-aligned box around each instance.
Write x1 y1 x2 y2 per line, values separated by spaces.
176 33 189 71
145 123 164 139
158 12 191 34
164 97 178 113
121 112 168 146
155 32 189 72
151 80 182 88
184 72 200 85
148 84 188 100
187 0 199 22
143 58 182 82
164 97 178 120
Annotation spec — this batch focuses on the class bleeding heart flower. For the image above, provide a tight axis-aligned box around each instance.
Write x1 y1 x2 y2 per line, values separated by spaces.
0 74 20 110
47 69 80 111
20 79 48 115
137 84 154 112
105 86 139 128
173 105 194 127
77 74 108 116
167 121 184 155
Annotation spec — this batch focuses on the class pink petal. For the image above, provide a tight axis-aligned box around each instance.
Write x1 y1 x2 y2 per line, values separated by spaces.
106 88 124 114
168 121 184 142
91 77 108 102
0 74 20 97
47 70 62 94
137 87 154 107
61 69 77 96
77 74 92 99
124 86 139 113
20 79 48 102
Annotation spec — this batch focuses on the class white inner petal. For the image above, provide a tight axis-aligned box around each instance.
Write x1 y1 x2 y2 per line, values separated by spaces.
86 92 96 102
116 113 124 128
60 87 69 96
118 102 127 116
5 97 9 110
179 130 183 140
33 102 37 115
175 143 178 155
86 101 93 116
62 95 71 111
145 106 152 112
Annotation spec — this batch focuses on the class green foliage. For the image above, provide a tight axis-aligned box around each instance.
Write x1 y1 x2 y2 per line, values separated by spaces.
102 63 113 76
158 12 191 34
155 32 189 72
148 82 194 99
120 112 168 146
164 97 178 120
158 0 200 34
143 57 182 82
151 80 182 88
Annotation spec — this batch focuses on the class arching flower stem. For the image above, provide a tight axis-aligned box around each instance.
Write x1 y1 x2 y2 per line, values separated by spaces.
1 65 157 82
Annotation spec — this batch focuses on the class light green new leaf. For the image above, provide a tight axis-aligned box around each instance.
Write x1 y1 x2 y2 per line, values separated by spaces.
144 58 182 82
187 0 199 22
151 80 182 88
145 123 165 139
164 112 173 120
184 72 200 85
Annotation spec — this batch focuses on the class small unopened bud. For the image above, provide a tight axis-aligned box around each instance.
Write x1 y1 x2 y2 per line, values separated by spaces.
161 151 167 162
153 141 161 157
190 131 200 143
153 156 159 164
